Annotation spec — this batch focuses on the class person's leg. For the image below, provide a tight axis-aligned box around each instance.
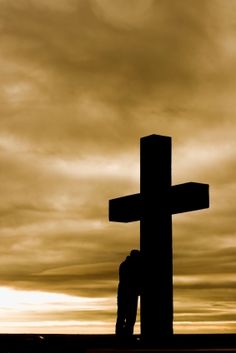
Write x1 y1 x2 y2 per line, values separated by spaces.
116 311 126 335
116 288 127 335
125 293 138 335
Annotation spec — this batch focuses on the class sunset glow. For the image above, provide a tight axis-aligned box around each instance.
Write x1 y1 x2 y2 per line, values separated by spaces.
0 287 115 333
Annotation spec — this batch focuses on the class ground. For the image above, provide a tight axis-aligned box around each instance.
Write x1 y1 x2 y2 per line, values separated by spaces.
0 334 236 353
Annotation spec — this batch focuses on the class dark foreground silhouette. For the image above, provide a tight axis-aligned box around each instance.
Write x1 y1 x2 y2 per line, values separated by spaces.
109 134 210 337
0 333 236 353
116 250 141 336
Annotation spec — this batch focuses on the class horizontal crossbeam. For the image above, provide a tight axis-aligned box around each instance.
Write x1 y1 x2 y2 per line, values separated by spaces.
171 182 209 214
109 193 140 222
109 182 209 223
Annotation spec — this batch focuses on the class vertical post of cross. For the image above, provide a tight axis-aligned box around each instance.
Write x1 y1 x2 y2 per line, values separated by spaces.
140 135 173 338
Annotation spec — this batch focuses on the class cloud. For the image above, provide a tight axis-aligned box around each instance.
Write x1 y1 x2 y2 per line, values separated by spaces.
1 0 231 150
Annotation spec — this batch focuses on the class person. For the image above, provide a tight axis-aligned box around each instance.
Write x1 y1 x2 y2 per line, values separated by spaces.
116 249 141 336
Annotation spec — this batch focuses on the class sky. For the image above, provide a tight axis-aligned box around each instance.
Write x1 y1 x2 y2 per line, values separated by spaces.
0 0 236 334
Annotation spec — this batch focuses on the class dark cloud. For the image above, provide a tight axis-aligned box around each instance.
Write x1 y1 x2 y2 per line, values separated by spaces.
0 0 230 152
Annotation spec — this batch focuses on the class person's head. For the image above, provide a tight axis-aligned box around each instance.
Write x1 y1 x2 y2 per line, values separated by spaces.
130 249 140 258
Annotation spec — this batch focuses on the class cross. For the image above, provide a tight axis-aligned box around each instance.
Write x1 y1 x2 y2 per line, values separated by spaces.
109 134 209 339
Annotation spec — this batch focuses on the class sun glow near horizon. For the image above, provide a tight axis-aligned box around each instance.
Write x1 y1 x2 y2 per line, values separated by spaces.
0 286 235 334
0 286 116 333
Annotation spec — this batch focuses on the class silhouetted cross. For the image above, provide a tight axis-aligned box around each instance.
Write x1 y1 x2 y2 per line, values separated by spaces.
109 134 209 339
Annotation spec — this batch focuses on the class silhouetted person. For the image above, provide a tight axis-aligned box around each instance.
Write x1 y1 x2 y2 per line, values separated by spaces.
116 249 141 336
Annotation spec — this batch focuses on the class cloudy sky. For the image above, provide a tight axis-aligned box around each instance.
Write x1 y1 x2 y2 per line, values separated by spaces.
0 0 236 334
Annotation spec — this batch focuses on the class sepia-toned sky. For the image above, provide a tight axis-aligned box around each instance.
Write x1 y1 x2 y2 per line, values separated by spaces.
0 0 236 333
